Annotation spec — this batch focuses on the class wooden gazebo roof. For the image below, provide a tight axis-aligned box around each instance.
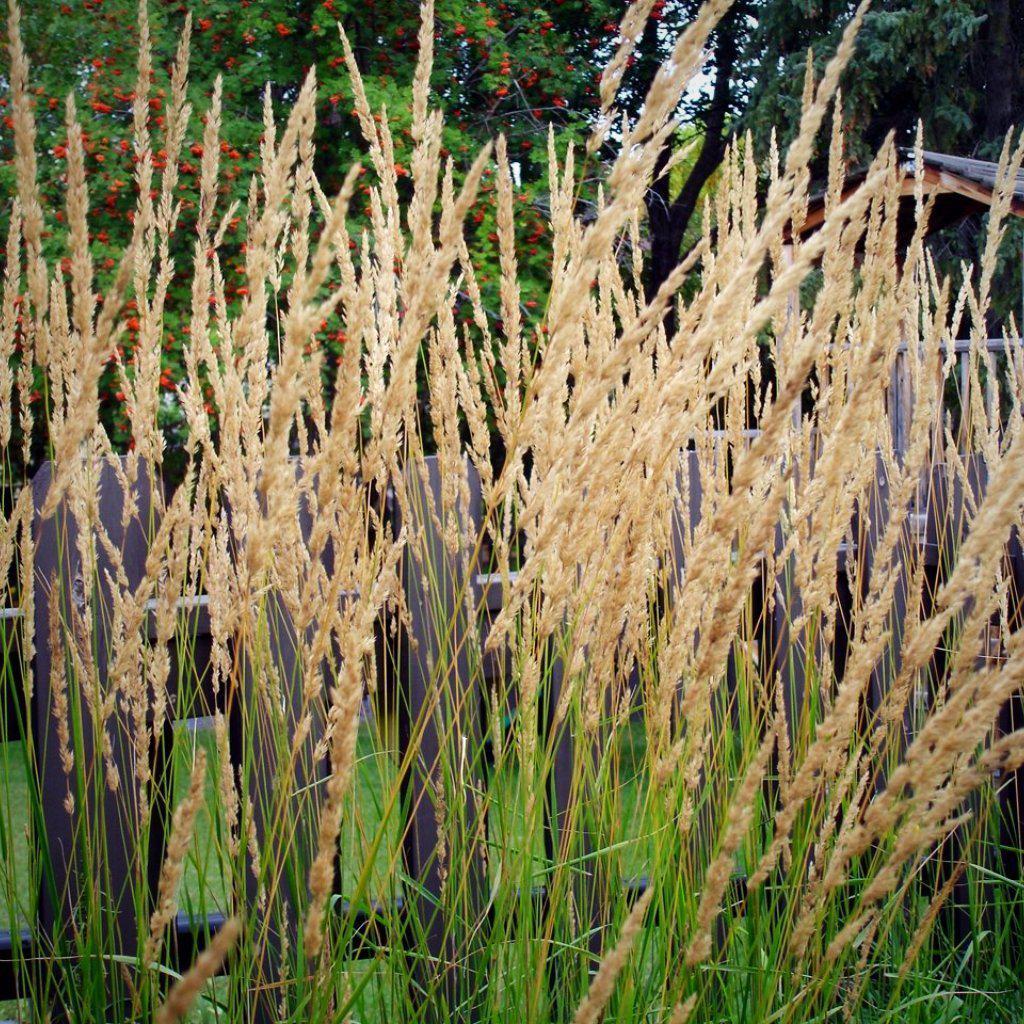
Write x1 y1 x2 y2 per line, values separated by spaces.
792 149 1024 244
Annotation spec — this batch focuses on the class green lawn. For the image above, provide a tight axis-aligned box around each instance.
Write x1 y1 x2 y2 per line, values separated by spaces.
0 722 405 930
0 713 651 927
0 713 651 1021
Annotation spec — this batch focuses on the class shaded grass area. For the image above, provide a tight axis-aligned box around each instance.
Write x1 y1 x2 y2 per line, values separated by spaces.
0 739 29 934
0 712 652 920
0 714 649 1021
3 714 1024 1023
0 718 409 933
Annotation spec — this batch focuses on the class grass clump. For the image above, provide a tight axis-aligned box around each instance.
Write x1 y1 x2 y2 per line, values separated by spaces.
1 0 1024 1021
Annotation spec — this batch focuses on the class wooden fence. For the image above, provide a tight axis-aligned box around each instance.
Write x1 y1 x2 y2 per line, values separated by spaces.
0 343 1022 1013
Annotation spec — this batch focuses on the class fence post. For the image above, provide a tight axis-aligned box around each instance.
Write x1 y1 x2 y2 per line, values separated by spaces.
925 454 990 948
890 344 912 462
233 470 349 1021
863 453 911 745
31 458 166 1009
998 524 1024 958
395 454 487 1022
770 451 811 746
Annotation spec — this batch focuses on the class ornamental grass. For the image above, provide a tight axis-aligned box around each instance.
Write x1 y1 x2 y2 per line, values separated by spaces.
1 0 1024 1021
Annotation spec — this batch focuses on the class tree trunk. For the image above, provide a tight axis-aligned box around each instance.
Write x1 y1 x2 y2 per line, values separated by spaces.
643 14 738 335
982 0 1021 145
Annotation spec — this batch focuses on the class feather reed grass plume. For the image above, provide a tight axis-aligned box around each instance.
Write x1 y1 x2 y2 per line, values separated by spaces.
572 887 653 1024
144 750 207 969
155 917 240 1024
3 0 1024 1022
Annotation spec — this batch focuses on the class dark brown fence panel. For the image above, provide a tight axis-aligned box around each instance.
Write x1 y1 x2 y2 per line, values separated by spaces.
929 457 988 947
236 471 357 1020
31 458 161 957
395 455 488 1021
8 459 227 1012
997 526 1024 957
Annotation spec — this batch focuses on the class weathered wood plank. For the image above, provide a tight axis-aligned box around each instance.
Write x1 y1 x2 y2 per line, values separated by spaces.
31 458 165 975
395 455 488 1021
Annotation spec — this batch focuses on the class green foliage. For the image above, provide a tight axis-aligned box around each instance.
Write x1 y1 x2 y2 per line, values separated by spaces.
3 0 1023 467
0 0 631 468
746 1 990 159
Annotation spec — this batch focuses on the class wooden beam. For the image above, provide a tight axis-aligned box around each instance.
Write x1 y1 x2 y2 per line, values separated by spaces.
788 165 1024 241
